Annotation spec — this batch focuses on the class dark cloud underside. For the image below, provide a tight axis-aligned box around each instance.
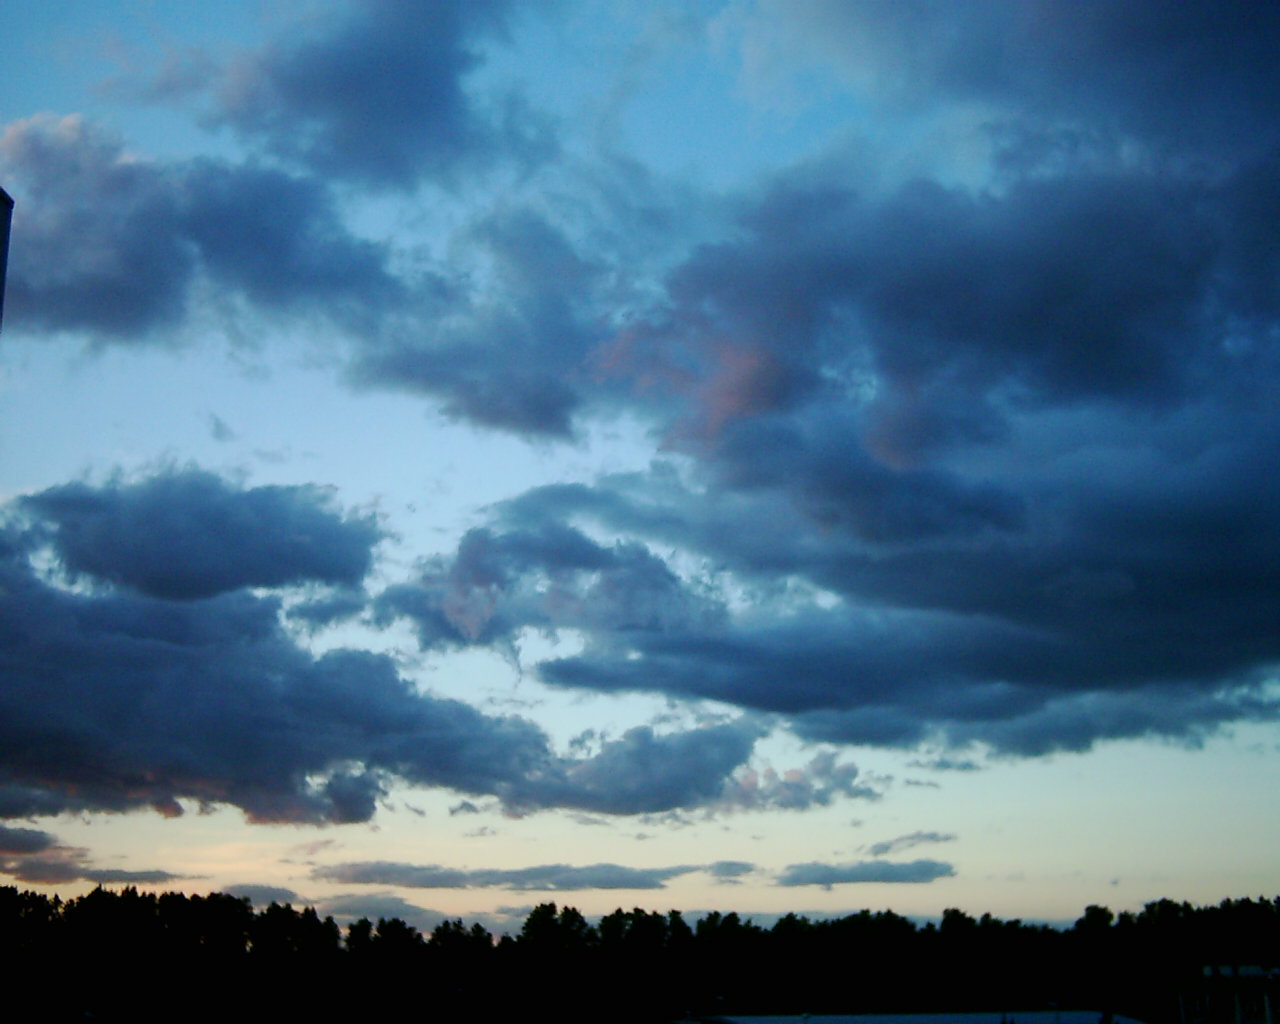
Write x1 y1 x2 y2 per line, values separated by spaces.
3 0 1280 823
777 859 956 889
214 0 539 188
21 468 382 599
0 471 767 824
313 860 712 891
0 116 404 338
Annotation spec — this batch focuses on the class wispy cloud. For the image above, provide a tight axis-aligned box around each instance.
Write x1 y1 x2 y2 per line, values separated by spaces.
312 860 738 891
777 859 956 889
867 832 957 857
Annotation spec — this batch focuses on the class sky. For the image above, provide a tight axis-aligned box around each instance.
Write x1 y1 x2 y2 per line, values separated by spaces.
2 0 1280 936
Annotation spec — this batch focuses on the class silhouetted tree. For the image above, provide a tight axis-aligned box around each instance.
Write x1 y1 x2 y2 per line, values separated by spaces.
4 886 1279 1022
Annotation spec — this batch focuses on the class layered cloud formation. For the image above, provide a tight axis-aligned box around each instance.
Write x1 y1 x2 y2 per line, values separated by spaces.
3 0 1280 851
1 470 869 826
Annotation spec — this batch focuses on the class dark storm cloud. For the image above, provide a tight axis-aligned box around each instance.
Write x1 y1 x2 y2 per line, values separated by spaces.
538 605 1058 721
503 723 761 816
717 751 881 812
213 0 548 188
0 115 193 336
316 862 469 889
0 824 57 855
647 169 1220 464
6 1 1280 779
0 488 486 821
21 468 382 599
80 867 186 884
313 860 700 891
534 557 1280 755
776 859 956 889
1 833 184 886
316 893 445 934
0 472 773 823
224 884 301 906
350 208 603 437
1214 150 1280 323
176 159 404 317
287 588 369 631
909 758 982 773
0 545 543 822
3 858 182 885
0 115 404 338
470 861 696 890
709 410 1028 543
465 83 1280 760
866 832 956 858
760 0 1280 160
475 383 1280 754
708 861 755 879
2 30 602 438
374 517 725 652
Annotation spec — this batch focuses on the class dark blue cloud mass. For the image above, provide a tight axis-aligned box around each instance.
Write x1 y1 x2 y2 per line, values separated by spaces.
0 824 182 885
776 859 956 889
212 0 549 188
312 860 705 892
429 404 1280 755
0 469 773 824
20 468 382 599
5 0 1280 794
752 0 1280 162
0 115 406 339
0 824 57 855
867 832 957 858
348 208 603 436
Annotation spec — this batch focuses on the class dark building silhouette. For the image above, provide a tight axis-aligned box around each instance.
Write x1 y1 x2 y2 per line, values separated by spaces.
0 185 12 331
1183 966 1279 1024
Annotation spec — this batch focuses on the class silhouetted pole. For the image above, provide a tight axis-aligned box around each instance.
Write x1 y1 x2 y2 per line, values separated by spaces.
0 186 13 332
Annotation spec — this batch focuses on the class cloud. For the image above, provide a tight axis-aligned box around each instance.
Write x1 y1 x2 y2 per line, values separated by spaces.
7 0 1280 800
223 884 301 906
0 824 57 855
373 517 726 652
0 475 548 823
0 115 405 338
313 860 703 891
349 208 605 437
735 1 1280 160
481 397 1280 756
0 557 545 822
287 589 370 632
315 862 470 889
708 861 755 880
0 115 194 336
0 113 609 439
210 0 548 188
175 158 406 318
867 831 957 857
0 833 185 886
208 414 236 443
0 472 778 824
78 867 186 884
501 722 761 816
21 468 383 599
315 892 445 934
909 757 982 773
717 750 881 812
642 170 1218 464
776 859 956 889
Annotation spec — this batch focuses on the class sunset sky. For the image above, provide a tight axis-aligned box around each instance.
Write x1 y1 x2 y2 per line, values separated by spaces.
3 0 1280 936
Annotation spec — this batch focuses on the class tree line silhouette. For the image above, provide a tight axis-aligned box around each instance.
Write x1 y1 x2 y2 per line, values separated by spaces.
3 885 1278 1023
